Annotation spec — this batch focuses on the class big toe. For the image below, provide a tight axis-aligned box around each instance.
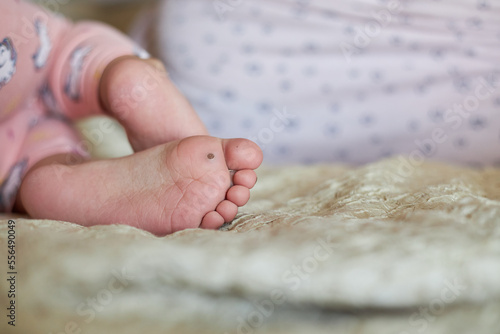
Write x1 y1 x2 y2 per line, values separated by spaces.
221 139 263 171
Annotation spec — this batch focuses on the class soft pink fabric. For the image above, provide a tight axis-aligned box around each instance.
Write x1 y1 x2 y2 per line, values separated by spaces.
0 0 141 211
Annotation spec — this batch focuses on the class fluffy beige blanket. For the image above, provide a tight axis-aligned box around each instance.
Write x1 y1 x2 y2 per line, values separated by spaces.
1 158 499 334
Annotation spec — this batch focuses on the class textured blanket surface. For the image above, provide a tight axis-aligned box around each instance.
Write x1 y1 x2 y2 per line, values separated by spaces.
1 158 499 334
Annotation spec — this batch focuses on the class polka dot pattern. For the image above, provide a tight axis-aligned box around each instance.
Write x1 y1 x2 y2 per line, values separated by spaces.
155 0 500 166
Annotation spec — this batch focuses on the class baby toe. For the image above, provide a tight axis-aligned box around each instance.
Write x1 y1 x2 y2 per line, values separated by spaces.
200 211 225 230
226 185 251 207
216 200 238 223
233 170 258 189
222 139 263 171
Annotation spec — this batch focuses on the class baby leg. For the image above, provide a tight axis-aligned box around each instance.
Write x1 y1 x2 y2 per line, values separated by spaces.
1 102 88 213
99 56 209 152
17 135 263 235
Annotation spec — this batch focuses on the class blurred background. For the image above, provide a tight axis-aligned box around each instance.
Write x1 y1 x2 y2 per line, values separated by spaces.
32 0 156 32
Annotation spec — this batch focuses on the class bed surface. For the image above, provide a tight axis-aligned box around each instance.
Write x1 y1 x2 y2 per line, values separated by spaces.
1 158 500 333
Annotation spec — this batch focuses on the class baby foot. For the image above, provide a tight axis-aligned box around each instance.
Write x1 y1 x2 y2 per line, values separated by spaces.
18 136 263 235
100 56 209 152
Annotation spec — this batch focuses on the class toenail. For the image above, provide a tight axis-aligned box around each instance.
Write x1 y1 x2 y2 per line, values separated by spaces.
207 153 215 160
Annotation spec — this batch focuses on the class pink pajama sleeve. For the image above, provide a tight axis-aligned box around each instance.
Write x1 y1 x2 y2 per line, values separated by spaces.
48 20 149 119
0 0 148 122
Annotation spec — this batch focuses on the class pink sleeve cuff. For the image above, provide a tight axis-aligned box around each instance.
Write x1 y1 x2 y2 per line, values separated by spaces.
49 21 149 119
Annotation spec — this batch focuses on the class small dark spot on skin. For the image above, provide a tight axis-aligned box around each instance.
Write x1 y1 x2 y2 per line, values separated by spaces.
207 153 215 160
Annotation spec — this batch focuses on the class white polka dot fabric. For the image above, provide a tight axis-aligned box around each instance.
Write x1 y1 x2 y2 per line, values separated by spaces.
154 0 500 166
